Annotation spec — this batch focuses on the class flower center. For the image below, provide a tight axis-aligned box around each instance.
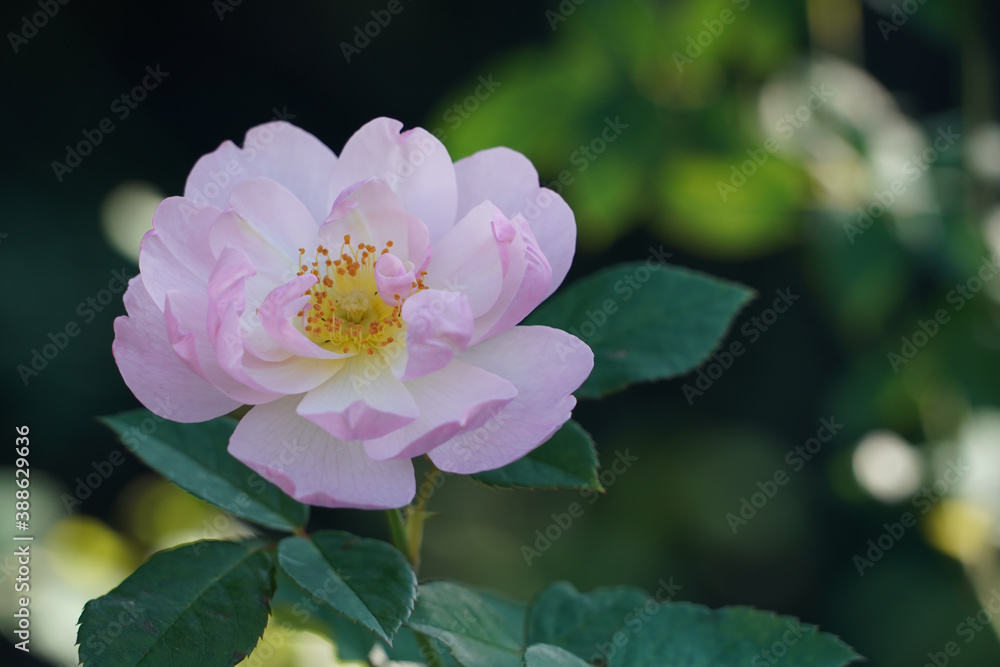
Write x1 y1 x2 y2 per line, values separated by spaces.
296 235 425 356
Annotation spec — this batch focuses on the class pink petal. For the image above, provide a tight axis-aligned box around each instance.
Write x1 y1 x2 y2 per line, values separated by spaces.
209 210 298 282
207 177 317 282
472 214 552 343
205 248 257 347
398 289 474 381
195 249 293 401
185 121 338 223
233 273 293 363
429 326 593 474
455 147 539 216
374 253 419 307
296 357 420 440
150 197 219 282
229 397 416 509
164 288 281 405
258 274 351 360
364 360 516 461
241 354 345 395
424 201 509 318
230 177 318 257
318 178 431 270
138 230 206 310
328 118 457 242
113 276 240 422
454 147 576 295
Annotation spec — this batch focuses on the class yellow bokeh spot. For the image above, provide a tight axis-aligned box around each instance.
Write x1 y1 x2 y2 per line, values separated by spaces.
234 620 367 667
654 154 808 259
116 477 255 551
925 499 995 565
45 515 141 590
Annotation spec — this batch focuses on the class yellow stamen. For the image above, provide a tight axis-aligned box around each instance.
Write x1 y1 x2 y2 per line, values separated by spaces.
295 235 427 356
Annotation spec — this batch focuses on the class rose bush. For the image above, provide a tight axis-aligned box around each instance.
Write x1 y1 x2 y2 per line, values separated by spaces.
113 118 593 509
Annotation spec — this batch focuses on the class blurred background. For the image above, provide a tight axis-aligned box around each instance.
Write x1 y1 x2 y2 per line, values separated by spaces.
2 0 1000 664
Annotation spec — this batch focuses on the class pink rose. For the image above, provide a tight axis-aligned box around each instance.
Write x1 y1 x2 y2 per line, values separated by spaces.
113 118 593 509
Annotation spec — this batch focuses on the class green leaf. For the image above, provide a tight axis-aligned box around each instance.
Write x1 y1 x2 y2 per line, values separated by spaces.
471 421 602 490
608 604 862 667
524 644 592 666
100 409 308 532
474 588 527 644
525 583 862 666
322 614 382 661
77 540 275 667
407 581 524 667
271 567 378 661
276 530 416 643
527 261 753 398
272 568 457 665
382 629 460 667
526 582 649 660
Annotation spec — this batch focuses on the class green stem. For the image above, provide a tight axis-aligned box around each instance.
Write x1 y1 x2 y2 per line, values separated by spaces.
405 464 443 571
386 508 409 560
385 463 447 667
